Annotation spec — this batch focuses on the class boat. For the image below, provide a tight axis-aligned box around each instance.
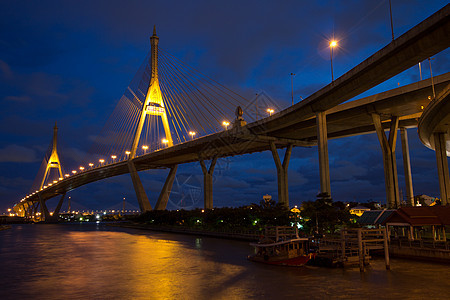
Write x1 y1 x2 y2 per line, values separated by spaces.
248 226 314 266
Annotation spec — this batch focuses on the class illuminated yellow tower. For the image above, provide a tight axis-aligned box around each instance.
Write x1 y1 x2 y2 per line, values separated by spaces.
130 26 173 158
40 122 63 189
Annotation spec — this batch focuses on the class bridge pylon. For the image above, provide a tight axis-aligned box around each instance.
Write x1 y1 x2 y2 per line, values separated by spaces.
127 27 177 212
40 122 64 189
130 26 173 159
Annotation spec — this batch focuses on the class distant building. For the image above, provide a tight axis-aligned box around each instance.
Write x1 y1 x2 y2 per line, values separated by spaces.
349 205 371 217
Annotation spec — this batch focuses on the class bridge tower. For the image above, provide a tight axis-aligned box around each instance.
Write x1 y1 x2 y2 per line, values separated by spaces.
127 27 177 212
130 26 173 159
40 122 63 189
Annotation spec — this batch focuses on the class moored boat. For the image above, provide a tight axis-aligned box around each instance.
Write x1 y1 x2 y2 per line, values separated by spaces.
248 226 314 266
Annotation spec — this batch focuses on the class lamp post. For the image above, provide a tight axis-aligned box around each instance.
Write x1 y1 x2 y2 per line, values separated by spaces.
125 151 131 160
329 40 337 82
189 131 196 140
111 155 117 163
88 163 94 169
162 139 169 148
222 121 230 130
290 73 295 105
142 145 148 154
99 159 105 166
267 108 274 116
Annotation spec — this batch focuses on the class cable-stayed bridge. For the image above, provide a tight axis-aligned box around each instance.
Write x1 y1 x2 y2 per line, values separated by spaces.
14 5 450 221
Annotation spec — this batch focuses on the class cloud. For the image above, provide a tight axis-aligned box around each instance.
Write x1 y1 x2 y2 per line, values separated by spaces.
0 144 38 163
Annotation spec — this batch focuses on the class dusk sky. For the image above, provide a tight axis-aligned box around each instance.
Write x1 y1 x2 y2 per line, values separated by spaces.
1 0 449 212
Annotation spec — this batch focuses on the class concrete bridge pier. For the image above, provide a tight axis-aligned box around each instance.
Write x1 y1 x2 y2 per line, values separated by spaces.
372 114 400 209
52 193 66 219
316 111 331 198
270 142 293 208
127 160 153 212
155 165 178 210
433 132 450 205
37 194 51 221
400 128 415 206
200 157 217 210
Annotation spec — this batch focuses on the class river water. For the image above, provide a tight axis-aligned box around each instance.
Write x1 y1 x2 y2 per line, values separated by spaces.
0 223 449 299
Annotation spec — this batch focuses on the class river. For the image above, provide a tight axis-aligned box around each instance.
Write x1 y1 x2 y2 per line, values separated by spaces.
0 223 449 299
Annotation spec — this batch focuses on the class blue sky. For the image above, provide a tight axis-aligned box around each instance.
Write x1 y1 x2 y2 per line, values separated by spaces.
0 0 449 212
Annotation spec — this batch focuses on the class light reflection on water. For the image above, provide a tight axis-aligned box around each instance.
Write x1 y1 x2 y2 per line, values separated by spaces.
0 224 449 299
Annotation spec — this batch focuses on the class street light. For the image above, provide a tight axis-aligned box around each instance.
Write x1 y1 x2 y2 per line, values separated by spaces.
267 108 274 116
329 40 338 82
222 121 230 130
189 131 196 140
88 163 94 168
79 166 85 171
142 145 148 154
125 150 131 159
111 155 117 163
162 139 169 147
72 170 77 174
99 159 105 166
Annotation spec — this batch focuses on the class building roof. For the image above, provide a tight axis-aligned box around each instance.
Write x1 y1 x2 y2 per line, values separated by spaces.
383 206 450 226
351 205 370 210
357 209 395 225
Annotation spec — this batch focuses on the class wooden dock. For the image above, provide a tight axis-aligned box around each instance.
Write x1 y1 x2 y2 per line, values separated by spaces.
314 228 390 272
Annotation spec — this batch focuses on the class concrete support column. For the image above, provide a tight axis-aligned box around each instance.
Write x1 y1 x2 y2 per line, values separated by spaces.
52 193 66 220
37 194 51 221
200 157 217 210
372 114 400 209
155 165 178 210
400 128 415 206
270 142 293 208
316 111 331 197
433 132 450 205
127 160 152 212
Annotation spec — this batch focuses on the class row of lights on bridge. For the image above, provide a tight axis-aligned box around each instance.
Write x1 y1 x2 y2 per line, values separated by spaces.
222 108 275 130
18 108 277 203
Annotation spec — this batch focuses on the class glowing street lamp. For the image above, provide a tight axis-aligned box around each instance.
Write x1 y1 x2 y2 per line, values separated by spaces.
189 131 196 140
88 163 94 168
72 170 77 174
162 139 169 148
111 155 117 163
222 121 230 130
142 145 149 154
267 108 274 116
329 40 338 82
79 166 85 171
99 159 105 166
65 174 70 178
125 151 131 159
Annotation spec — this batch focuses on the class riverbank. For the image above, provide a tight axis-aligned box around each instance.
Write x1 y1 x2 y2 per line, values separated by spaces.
108 222 261 241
